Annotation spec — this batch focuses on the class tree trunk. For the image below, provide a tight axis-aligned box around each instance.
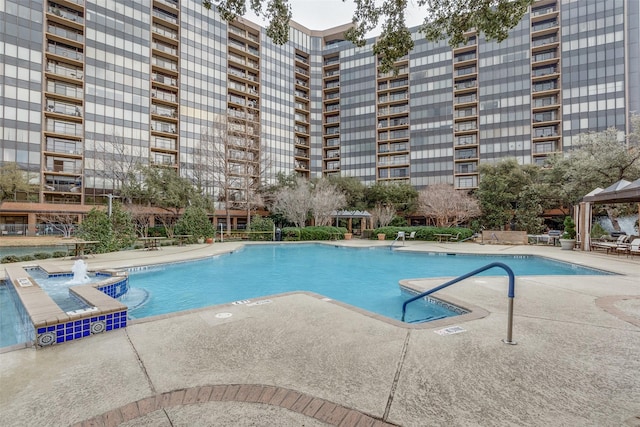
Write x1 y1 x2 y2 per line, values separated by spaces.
605 206 621 231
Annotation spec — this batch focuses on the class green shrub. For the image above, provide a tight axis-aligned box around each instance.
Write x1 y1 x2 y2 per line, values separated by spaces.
147 226 167 237
1 255 20 264
33 252 51 260
590 222 607 238
174 206 215 242
19 255 35 262
52 251 68 258
280 226 347 241
248 215 275 241
389 216 408 227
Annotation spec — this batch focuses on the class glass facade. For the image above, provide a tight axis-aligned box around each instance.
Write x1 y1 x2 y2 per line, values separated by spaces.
0 0 638 217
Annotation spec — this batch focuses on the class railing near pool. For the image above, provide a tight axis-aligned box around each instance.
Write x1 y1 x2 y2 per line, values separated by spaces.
401 262 517 344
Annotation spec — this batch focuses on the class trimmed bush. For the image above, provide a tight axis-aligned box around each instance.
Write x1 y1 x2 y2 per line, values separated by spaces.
248 215 275 241
33 252 51 260
1 255 20 264
52 251 68 258
281 226 347 241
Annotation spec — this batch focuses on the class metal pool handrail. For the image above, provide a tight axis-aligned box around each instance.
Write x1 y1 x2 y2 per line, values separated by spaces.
401 262 517 344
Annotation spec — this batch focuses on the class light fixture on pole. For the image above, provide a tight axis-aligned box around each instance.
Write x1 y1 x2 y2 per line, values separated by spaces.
99 194 121 217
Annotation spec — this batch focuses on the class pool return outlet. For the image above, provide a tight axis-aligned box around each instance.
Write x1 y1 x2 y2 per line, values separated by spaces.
401 262 517 345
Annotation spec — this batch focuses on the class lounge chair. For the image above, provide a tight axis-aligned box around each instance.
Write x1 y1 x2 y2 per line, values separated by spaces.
407 231 416 240
449 232 461 242
626 238 640 258
591 235 629 254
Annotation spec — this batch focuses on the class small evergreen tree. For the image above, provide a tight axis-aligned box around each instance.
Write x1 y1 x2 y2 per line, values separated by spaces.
174 206 214 241
78 204 136 253
562 216 576 240
78 209 113 253
248 215 274 241
110 202 136 249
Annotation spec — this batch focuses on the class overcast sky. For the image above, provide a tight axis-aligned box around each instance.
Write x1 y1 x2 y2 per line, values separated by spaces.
244 0 425 34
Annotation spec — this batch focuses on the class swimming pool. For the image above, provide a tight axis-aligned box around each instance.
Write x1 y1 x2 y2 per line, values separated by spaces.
124 244 609 322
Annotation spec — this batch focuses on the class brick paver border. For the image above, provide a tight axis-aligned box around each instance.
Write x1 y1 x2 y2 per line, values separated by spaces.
71 384 398 427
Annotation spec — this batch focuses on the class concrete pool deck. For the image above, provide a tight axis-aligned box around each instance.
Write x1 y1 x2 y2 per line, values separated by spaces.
1 240 639 426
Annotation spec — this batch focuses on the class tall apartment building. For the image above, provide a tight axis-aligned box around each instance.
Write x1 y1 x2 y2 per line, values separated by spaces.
0 0 638 232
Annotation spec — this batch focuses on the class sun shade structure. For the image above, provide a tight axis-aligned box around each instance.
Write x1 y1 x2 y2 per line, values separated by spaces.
582 179 640 204
577 179 640 251
332 210 372 233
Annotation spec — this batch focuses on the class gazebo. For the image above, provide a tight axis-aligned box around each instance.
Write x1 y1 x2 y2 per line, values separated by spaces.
577 178 640 250
332 210 372 234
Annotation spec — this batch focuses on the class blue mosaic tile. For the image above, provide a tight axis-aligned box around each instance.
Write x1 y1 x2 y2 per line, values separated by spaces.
37 327 45 333
82 331 90 337
57 324 64 330
66 334 73 341
47 326 55 332
74 320 81 326
91 317 97 322
57 330 64 337
106 325 112 331
74 333 81 339
99 315 105 321
57 337 65 343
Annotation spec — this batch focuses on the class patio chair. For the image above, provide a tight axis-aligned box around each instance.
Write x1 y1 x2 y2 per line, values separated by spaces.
449 232 461 242
407 231 416 240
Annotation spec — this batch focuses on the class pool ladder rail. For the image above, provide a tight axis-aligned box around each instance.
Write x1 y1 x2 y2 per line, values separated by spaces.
401 262 517 345
390 232 405 249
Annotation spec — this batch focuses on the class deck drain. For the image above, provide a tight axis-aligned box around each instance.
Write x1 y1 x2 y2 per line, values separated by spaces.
434 326 466 336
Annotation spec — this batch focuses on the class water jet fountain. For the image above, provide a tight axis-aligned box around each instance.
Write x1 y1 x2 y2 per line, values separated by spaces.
67 259 90 284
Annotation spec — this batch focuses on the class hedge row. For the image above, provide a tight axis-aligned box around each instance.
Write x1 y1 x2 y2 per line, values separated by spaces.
281 226 348 241
1 251 68 264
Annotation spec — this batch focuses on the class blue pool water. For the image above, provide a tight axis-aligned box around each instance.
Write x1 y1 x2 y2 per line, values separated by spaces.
27 269 98 312
124 244 609 322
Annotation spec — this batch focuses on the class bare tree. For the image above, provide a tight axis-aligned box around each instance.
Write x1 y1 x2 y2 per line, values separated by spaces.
273 176 312 227
192 128 218 202
418 184 481 227
38 213 79 238
97 133 144 197
370 202 396 228
310 178 347 226
126 204 152 237
197 110 267 233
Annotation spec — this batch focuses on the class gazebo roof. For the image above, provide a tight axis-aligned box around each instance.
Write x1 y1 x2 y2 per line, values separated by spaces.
332 210 371 218
582 178 640 204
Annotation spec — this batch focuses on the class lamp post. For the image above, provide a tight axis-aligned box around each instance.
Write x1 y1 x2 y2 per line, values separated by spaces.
100 194 120 217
